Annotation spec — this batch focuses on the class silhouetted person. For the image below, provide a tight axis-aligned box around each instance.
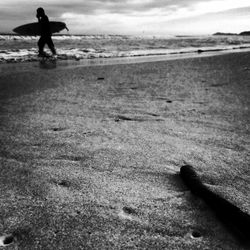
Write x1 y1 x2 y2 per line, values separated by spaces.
36 7 56 56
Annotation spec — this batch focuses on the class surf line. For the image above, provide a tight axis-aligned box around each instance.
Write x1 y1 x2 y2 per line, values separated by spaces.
180 165 250 243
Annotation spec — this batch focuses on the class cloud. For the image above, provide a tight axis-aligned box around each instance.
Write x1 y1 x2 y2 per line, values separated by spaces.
0 0 240 18
152 6 250 34
60 2 250 34
1 0 250 34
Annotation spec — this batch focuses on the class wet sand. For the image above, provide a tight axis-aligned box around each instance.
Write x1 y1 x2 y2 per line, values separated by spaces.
0 52 249 249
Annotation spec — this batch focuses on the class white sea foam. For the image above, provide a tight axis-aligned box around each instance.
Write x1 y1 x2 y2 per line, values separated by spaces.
1 34 250 63
0 34 135 41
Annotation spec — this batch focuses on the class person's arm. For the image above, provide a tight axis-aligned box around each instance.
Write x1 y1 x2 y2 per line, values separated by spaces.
36 14 41 22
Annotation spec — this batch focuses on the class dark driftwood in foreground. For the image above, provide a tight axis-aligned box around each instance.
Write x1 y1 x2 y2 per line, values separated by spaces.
180 165 250 243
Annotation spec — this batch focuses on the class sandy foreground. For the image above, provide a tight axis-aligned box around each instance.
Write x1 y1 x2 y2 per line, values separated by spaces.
0 52 249 249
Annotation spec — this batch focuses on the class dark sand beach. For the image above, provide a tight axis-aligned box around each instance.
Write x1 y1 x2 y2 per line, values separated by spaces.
0 52 249 249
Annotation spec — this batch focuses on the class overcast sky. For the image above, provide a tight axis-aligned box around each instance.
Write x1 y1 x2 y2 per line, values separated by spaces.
1 0 250 35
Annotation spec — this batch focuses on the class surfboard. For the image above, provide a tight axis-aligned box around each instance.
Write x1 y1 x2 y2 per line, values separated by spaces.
13 21 68 36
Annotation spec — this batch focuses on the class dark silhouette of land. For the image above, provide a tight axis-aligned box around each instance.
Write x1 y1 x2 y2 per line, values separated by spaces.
213 31 250 36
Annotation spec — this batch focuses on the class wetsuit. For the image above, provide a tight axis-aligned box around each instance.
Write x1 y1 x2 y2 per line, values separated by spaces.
38 15 56 55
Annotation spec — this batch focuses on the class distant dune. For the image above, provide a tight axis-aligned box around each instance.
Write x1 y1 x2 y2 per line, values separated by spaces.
239 31 250 36
213 31 250 36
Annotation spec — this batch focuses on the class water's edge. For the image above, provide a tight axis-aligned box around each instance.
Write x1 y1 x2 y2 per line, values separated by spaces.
1 47 250 74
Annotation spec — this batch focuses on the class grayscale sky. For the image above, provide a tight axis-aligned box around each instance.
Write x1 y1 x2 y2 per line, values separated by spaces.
1 0 250 35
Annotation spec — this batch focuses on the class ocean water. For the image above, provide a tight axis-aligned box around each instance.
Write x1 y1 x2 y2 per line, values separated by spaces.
1 34 250 63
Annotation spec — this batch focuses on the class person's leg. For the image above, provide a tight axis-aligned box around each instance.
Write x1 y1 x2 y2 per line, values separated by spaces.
46 36 56 55
38 37 46 55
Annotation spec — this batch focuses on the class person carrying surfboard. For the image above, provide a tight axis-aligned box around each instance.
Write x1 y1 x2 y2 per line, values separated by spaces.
36 7 56 57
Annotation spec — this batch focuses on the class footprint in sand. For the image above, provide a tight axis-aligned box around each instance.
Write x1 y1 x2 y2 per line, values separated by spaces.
118 206 139 221
51 127 66 132
115 115 164 122
0 234 14 247
57 180 71 188
190 231 202 239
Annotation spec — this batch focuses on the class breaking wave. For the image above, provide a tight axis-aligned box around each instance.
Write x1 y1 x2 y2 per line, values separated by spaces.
1 34 250 63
